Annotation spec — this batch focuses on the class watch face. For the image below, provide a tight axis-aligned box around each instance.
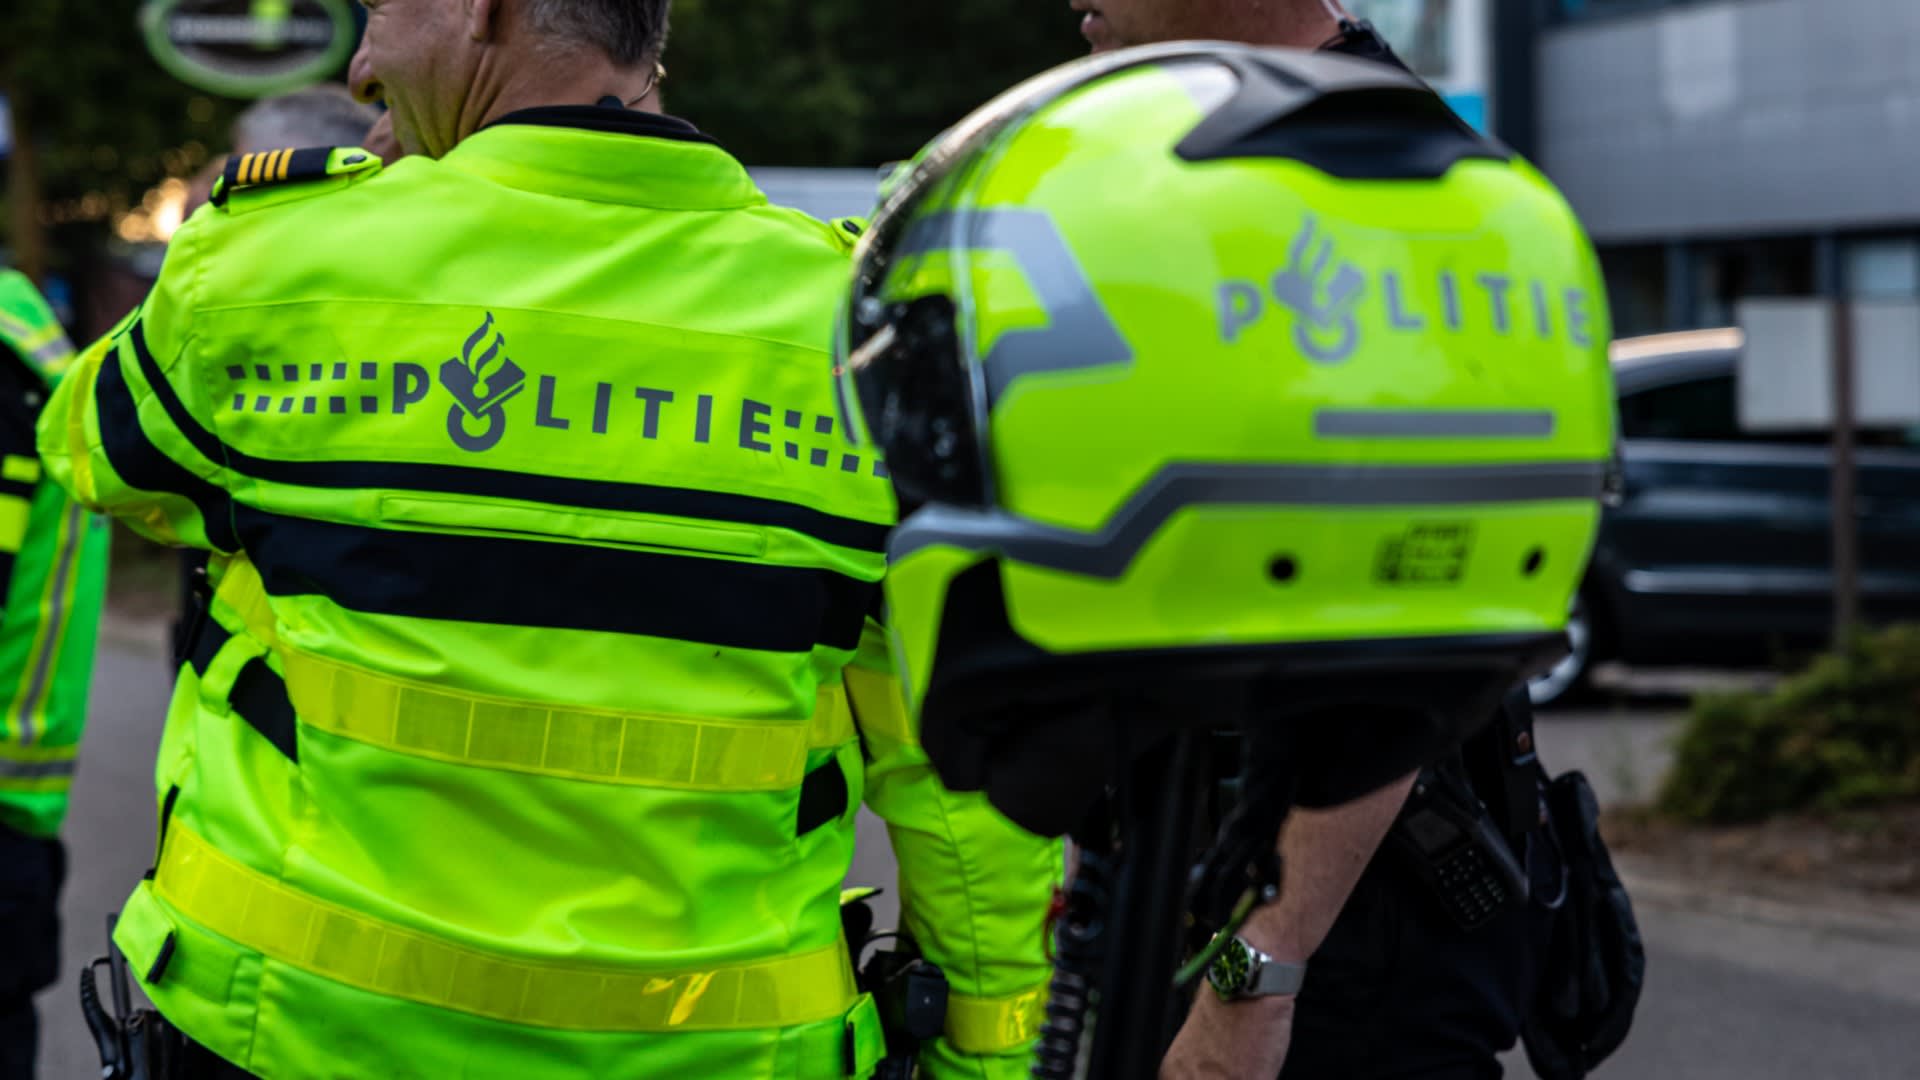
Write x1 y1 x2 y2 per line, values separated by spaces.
1207 937 1254 1000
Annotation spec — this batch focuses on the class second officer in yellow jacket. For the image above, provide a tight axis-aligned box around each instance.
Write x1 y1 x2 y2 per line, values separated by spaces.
39 1 1058 1076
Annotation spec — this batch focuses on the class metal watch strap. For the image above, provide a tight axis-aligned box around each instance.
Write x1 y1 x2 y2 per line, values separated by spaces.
1248 955 1307 996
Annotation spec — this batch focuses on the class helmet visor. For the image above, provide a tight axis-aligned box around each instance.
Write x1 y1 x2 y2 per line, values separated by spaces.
833 42 1257 510
838 292 988 511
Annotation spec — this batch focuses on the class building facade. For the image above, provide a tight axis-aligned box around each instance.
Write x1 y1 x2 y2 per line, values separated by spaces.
1524 0 1920 335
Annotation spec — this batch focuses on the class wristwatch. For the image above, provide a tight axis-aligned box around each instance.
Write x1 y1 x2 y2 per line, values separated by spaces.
1205 934 1307 1002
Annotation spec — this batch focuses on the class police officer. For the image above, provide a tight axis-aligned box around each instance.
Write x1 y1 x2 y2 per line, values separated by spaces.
40 1 1056 1076
0 269 111 1080
1053 4 1591 1077
171 86 381 661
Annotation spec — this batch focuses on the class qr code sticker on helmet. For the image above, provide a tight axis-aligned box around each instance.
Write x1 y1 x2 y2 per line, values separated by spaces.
1375 523 1475 586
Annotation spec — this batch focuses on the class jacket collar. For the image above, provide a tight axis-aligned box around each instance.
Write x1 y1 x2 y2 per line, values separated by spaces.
443 105 764 211
484 102 717 144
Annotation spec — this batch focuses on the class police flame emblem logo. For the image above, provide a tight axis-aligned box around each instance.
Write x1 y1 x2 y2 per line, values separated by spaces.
440 312 527 452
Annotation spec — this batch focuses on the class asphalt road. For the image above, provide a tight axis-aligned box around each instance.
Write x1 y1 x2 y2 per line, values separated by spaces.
32 635 1920 1078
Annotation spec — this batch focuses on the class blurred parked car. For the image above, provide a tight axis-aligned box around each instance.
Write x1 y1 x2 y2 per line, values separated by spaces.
1530 328 1920 705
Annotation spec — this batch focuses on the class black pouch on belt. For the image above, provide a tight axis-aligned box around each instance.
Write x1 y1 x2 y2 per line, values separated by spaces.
1521 770 1646 1080
842 890 949 1079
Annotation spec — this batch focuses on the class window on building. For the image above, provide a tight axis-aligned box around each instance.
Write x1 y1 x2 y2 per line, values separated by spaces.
1599 246 1668 338
1694 239 1815 328
1845 238 1920 299
1554 0 1738 22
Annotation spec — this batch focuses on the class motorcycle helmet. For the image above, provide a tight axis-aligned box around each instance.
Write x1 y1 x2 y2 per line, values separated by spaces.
835 44 1615 835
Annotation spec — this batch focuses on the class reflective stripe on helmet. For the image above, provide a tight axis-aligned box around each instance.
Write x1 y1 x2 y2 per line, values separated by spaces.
889 460 1611 579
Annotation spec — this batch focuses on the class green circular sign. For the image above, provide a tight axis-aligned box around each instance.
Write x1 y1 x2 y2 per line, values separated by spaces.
141 0 356 99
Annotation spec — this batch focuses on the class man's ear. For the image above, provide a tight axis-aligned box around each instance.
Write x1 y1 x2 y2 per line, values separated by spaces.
465 0 501 43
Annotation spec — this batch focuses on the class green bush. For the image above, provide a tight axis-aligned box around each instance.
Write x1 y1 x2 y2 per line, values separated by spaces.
1658 625 1920 824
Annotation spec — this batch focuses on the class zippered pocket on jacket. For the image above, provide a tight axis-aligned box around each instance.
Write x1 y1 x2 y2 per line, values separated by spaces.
374 493 768 559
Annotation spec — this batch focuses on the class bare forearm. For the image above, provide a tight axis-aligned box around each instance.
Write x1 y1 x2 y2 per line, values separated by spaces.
1162 770 1417 1079
1241 769 1417 963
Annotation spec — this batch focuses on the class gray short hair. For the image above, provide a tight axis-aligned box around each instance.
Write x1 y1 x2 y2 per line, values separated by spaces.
523 0 671 67
233 84 379 154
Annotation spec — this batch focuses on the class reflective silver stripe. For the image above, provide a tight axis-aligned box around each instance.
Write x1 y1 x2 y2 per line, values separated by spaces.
891 461 1608 579
0 756 75 781
15 504 86 744
30 337 73 365
1315 409 1557 439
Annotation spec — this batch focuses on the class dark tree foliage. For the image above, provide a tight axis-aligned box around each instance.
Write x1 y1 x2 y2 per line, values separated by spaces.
2 0 246 272
666 1 1086 166
2 0 1085 273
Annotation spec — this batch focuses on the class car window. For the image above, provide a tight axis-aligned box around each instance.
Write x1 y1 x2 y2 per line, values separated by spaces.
1621 373 1920 449
1618 374 1742 440
1860 425 1920 452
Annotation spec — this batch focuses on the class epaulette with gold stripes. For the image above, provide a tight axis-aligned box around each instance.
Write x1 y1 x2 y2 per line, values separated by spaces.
208 146 384 210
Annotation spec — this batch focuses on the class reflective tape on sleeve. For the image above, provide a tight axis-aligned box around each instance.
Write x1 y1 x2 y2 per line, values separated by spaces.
0 494 29 554
9 325 74 372
844 664 914 748
2 456 41 485
945 984 1050 1055
0 741 77 793
279 648 854 791
154 822 859 1032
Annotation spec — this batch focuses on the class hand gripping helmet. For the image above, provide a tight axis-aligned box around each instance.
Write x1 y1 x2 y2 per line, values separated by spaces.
835 44 1616 837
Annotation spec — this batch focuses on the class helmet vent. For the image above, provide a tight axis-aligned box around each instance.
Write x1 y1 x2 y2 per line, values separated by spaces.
1174 54 1509 180
1523 548 1546 578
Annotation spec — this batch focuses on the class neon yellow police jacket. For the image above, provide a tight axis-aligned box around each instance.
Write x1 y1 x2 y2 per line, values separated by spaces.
0 270 110 839
38 109 1058 1079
